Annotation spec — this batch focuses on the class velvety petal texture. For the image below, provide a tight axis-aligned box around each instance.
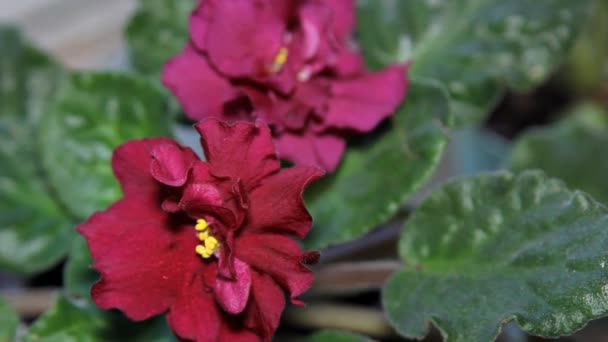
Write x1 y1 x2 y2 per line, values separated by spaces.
78 119 323 342
162 44 239 118
162 0 408 172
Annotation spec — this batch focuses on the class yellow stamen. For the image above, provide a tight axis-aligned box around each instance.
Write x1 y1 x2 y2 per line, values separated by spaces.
195 218 208 231
205 236 218 249
269 47 288 73
195 245 206 255
194 218 219 259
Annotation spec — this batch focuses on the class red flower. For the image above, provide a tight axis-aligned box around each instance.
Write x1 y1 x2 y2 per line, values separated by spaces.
162 0 408 172
78 119 323 342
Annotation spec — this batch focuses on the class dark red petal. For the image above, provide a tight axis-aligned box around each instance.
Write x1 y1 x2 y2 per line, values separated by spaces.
214 257 252 314
195 119 280 189
180 182 223 208
84 214 198 321
162 44 239 121
179 182 238 229
219 326 260 342
205 0 286 80
77 197 165 259
235 234 316 303
189 161 220 184
150 143 199 187
324 64 408 132
324 0 356 40
112 138 174 199
247 166 323 238
243 271 286 341
166 271 222 342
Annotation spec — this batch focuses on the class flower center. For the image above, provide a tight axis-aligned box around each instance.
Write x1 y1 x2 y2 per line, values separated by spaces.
194 219 219 259
269 47 289 73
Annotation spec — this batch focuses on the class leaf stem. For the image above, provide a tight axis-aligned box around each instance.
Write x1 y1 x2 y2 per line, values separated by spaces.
284 303 396 338
318 210 407 263
1 287 57 317
310 260 401 296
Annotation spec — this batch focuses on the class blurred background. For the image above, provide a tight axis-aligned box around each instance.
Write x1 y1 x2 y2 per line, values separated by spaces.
0 0 136 68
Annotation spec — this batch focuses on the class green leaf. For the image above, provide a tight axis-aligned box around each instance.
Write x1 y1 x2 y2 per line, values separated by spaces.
305 330 374 342
40 72 172 220
64 235 97 299
509 104 608 204
0 27 63 121
24 294 175 342
0 27 74 274
304 79 450 249
566 1 608 93
126 0 196 75
383 171 608 341
0 296 19 341
357 0 593 126
24 294 105 342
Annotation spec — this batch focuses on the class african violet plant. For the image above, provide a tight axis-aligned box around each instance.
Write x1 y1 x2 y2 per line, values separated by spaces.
1 0 607 341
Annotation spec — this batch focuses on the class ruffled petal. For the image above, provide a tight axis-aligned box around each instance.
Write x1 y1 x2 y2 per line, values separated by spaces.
78 198 165 259
179 182 237 228
274 131 317 168
311 132 346 172
274 131 345 172
162 44 239 121
195 119 280 189
324 64 408 132
166 271 222 342
243 78 329 131
83 210 197 320
215 257 252 314
244 271 286 341
189 0 216 51
112 138 175 199
218 328 260 342
295 1 337 74
205 0 286 80
323 0 356 40
247 166 323 238
235 234 317 303
150 143 199 187
332 46 364 76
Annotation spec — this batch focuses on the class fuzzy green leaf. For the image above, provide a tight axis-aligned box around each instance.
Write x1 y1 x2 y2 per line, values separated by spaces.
64 235 97 299
0 27 74 274
357 0 593 126
40 72 172 220
304 80 450 249
126 0 195 75
0 296 19 342
24 294 174 342
383 171 608 341
509 104 608 204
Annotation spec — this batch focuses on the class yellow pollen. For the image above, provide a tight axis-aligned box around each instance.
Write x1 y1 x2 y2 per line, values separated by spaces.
195 218 208 231
270 47 288 73
194 218 219 259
